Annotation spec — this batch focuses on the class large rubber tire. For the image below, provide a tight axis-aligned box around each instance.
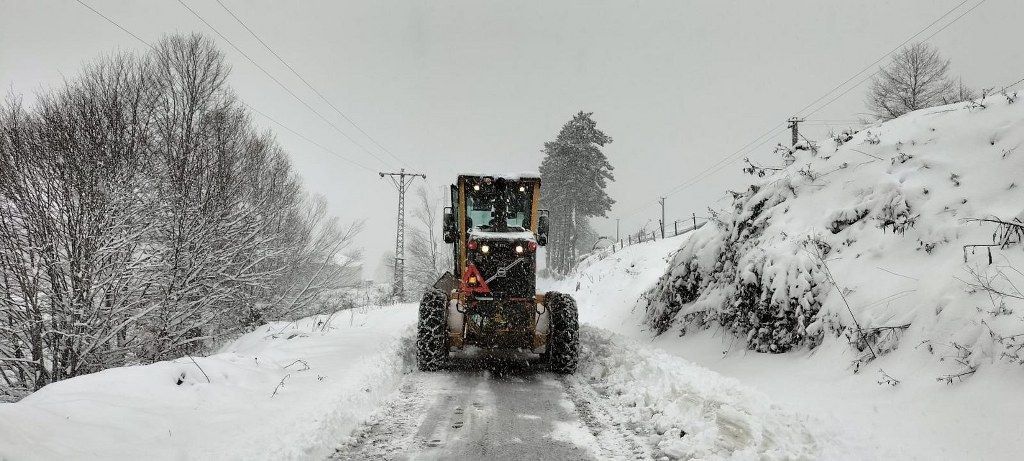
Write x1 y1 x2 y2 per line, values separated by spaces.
545 291 579 374
417 288 449 371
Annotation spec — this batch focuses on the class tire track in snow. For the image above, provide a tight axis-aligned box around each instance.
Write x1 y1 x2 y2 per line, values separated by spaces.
561 374 652 460
331 353 644 460
332 375 431 460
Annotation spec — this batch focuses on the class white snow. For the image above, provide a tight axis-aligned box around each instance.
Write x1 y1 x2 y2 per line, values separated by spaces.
0 305 418 460
571 326 847 460
546 96 1024 461
468 229 537 242
460 171 541 180
646 93 1024 365
8 92 1023 460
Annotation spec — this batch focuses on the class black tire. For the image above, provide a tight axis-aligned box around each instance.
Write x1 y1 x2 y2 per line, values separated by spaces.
417 288 449 371
545 291 579 374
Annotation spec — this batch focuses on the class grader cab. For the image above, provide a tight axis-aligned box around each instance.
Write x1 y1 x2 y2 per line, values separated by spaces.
416 173 579 373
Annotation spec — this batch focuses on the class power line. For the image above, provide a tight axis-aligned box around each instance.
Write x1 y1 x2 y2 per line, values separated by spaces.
792 0 973 119
619 123 788 221
74 0 376 173
244 104 376 172
213 0 412 169
1000 75 1024 92
662 124 787 197
803 0 988 119
74 0 153 48
174 0 396 170
622 0 988 221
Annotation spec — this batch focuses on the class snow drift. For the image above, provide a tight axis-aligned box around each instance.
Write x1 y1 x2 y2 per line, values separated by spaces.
646 91 1024 376
0 305 418 460
571 326 841 460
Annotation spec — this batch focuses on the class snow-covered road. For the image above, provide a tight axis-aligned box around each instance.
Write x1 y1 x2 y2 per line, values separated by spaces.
0 301 837 460
334 351 645 460
333 326 834 460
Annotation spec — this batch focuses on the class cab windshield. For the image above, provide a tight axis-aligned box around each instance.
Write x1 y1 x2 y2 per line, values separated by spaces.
465 180 533 231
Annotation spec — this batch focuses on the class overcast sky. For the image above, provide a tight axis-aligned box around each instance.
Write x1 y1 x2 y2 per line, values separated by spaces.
2 0 1019 278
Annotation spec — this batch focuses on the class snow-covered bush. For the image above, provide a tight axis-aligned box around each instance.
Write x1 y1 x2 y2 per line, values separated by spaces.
647 183 827 352
646 94 1024 374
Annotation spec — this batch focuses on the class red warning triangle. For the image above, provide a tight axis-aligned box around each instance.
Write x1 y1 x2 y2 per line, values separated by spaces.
461 264 490 293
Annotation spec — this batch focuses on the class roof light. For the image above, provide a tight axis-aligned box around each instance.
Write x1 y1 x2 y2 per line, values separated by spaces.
480 244 490 254
515 245 524 254
468 240 478 250
519 186 526 192
528 241 538 252
473 184 480 191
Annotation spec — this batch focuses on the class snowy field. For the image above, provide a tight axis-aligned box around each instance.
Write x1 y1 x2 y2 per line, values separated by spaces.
2 269 845 460
8 88 1023 461
0 295 842 460
544 96 1024 459
0 306 418 460
549 231 1024 460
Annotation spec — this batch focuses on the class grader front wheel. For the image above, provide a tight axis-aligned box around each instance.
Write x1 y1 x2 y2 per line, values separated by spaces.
545 291 579 374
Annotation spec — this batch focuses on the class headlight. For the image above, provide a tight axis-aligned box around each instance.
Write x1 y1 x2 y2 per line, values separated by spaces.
480 244 490 254
515 245 524 253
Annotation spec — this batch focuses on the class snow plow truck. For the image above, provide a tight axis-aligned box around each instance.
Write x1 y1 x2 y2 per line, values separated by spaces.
417 173 579 373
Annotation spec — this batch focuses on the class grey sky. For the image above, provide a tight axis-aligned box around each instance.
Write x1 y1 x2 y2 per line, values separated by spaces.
2 0 1019 277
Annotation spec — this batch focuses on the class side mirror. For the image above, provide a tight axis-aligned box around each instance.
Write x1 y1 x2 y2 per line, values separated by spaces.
537 215 549 246
442 210 457 244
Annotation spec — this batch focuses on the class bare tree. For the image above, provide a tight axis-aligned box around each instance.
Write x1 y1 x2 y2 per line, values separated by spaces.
867 43 972 120
407 186 453 297
0 33 363 398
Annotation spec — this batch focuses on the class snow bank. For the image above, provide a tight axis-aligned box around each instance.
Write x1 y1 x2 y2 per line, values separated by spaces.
646 93 1024 375
552 228 1024 459
544 94 1024 458
0 305 417 460
571 326 843 460
541 234 688 332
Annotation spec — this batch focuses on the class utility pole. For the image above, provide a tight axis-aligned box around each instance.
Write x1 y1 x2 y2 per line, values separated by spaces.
615 218 620 243
787 116 805 146
658 197 666 238
379 168 426 302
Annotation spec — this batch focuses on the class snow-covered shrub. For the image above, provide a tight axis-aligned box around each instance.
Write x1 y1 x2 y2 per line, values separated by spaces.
645 93 1024 373
727 246 826 352
830 128 857 148
875 194 917 234
646 183 826 352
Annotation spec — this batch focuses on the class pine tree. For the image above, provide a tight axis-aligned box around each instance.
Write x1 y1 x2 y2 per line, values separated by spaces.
539 112 615 274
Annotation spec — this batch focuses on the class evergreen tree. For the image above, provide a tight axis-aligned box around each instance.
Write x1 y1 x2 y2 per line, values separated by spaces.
539 112 615 274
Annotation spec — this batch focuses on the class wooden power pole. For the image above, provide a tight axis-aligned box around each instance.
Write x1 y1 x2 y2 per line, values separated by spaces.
658 197 666 238
787 116 805 146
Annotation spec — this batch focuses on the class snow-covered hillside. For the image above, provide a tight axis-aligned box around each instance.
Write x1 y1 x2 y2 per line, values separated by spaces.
549 93 1024 458
0 306 418 460
551 232 1024 459
646 93 1024 375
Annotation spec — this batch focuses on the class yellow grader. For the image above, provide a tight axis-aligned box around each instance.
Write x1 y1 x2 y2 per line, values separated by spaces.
417 173 579 373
